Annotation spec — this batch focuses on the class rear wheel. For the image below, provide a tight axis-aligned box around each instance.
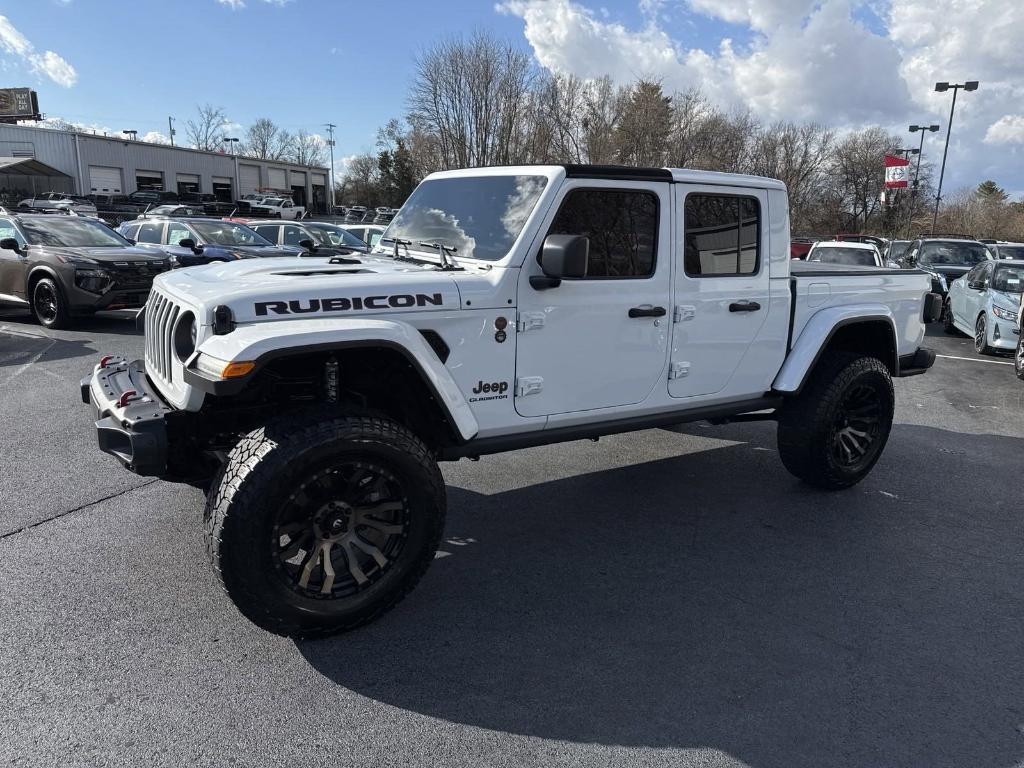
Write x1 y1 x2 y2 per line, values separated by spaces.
31 277 71 329
975 314 993 355
205 411 445 637
777 352 894 490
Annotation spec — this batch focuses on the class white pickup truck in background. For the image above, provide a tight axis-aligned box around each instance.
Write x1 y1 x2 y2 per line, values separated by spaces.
82 164 940 637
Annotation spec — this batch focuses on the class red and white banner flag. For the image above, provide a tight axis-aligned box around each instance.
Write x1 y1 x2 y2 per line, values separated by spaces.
884 154 910 188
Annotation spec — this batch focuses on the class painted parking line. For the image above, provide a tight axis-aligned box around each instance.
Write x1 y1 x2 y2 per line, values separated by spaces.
936 354 1014 366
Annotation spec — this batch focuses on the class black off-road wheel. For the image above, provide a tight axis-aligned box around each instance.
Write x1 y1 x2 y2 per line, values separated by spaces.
777 352 895 490
31 277 71 329
204 411 446 637
1015 335 1024 381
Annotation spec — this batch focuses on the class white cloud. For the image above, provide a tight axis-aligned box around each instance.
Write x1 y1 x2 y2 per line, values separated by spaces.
0 14 77 87
216 0 293 7
985 115 1024 146
141 130 171 145
498 0 1024 189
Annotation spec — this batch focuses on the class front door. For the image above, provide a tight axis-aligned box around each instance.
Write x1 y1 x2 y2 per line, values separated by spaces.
0 217 29 301
669 186 771 398
515 180 672 417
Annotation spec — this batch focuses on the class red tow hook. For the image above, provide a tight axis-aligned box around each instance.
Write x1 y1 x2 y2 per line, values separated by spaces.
116 390 138 408
99 355 116 368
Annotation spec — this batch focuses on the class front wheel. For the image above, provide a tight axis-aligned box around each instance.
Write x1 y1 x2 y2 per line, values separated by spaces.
205 412 446 637
1015 335 1024 381
975 314 993 355
777 352 895 490
31 277 71 329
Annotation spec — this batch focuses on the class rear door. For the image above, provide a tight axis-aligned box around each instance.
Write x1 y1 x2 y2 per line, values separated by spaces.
669 186 771 398
515 181 671 417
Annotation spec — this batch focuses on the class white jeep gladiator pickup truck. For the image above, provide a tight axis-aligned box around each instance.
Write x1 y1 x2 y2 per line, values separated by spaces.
82 164 940 637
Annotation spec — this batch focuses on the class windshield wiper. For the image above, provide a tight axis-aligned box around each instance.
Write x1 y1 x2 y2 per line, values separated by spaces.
418 241 463 271
381 236 415 262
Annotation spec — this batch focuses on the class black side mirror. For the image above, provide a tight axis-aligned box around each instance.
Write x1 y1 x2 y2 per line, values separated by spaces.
532 235 589 289
178 238 203 254
298 238 316 250
0 237 23 254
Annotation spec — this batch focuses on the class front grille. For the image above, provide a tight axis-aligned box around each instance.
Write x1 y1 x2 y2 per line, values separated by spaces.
145 289 181 387
109 261 169 290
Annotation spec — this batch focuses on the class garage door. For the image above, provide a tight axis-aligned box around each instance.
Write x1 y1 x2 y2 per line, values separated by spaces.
312 173 326 186
267 168 287 190
89 166 122 194
239 165 260 195
176 173 200 194
290 170 307 187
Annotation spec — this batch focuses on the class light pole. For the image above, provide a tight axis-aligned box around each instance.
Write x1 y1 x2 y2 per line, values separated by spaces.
223 137 240 201
122 129 137 141
932 80 978 232
906 123 940 236
168 116 176 147
324 122 337 215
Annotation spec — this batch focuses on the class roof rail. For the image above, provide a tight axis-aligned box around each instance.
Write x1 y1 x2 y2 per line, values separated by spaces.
917 232 975 240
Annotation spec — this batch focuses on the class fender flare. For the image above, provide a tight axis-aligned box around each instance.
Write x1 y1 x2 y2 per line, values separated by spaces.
772 305 899 394
187 317 479 442
26 264 61 295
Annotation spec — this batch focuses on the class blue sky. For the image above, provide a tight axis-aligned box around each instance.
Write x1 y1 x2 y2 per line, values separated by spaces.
1 0 1021 194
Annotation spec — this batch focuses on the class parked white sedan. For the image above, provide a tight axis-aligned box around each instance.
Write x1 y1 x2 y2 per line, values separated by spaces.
945 260 1024 354
806 240 884 267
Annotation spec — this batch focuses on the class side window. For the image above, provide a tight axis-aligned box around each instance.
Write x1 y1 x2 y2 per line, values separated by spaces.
120 224 139 241
684 194 760 277
136 222 163 244
981 262 994 288
545 188 658 278
282 225 306 246
0 218 25 246
252 225 278 244
369 232 383 248
165 222 192 246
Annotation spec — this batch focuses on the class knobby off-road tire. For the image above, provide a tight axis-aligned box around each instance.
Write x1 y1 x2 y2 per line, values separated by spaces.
204 411 446 638
777 352 895 490
31 277 71 330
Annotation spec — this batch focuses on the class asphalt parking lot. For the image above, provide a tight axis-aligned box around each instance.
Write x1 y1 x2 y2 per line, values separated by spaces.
2 307 1023 768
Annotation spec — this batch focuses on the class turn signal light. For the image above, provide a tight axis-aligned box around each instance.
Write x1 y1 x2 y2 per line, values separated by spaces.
222 361 256 378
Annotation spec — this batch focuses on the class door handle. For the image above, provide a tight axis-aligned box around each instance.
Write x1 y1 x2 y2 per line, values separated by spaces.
628 305 667 318
729 301 761 313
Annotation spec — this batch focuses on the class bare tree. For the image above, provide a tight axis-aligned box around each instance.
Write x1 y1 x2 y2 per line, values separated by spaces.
339 153 382 207
826 127 901 232
748 122 834 232
243 118 289 160
581 76 622 164
408 31 535 169
288 130 327 167
185 104 228 151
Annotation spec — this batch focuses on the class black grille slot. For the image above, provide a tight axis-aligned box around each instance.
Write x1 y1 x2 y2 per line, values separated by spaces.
419 330 450 363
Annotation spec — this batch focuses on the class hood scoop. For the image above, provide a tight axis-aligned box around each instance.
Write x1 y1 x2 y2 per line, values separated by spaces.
328 255 363 265
273 268 375 277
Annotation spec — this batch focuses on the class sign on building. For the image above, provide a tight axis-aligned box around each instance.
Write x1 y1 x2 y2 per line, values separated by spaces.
0 88 41 123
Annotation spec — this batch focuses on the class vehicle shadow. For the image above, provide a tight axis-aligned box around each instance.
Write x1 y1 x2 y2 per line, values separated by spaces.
0 310 142 369
298 424 1024 768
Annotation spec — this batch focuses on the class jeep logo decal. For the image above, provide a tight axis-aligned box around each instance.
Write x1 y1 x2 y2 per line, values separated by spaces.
469 380 510 403
254 293 443 316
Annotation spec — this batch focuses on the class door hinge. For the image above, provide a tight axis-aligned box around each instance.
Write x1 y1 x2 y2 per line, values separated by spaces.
668 362 690 380
515 376 544 397
516 312 545 332
673 305 695 323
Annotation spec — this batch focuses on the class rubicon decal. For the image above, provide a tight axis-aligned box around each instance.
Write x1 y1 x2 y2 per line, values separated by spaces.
255 293 443 316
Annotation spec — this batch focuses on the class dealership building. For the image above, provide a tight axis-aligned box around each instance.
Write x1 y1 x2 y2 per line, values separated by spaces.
0 122 330 211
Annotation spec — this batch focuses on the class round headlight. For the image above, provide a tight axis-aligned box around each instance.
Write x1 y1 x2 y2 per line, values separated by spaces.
173 312 197 361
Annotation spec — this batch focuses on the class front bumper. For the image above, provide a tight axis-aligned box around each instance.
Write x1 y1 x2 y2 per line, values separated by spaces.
80 357 171 476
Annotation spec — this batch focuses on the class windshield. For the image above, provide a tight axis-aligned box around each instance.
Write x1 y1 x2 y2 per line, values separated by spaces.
993 265 1024 293
306 223 367 249
889 241 910 259
20 217 130 247
192 221 271 246
264 198 284 206
809 247 878 266
920 241 990 266
998 245 1024 260
382 174 548 261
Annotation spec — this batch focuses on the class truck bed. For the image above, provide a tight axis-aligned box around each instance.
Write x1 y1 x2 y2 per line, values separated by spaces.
788 262 931 362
